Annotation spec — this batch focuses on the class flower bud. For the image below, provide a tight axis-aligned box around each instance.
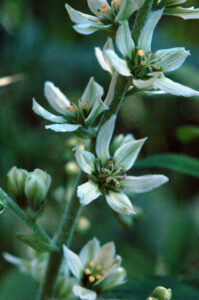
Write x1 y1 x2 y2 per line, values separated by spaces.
24 169 51 212
7 166 28 208
76 217 90 233
151 286 172 300
65 162 80 175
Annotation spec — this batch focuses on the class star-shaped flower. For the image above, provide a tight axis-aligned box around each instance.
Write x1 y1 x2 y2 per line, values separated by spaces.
33 77 107 137
63 237 126 300
98 10 199 97
75 115 168 215
65 0 145 35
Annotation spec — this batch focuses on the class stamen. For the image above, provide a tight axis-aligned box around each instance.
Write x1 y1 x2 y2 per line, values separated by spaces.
97 9 101 13
154 65 160 70
108 161 113 167
96 275 102 281
89 261 95 267
101 8 108 13
66 107 71 111
138 49 144 57
101 167 107 173
106 177 111 183
85 268 91 275
72 108 77 112
96 264 102 271
88 276 95 283
111 0 121 8
140 61 145 66
115 181 120 188
101 2 108 8
83 101 90 110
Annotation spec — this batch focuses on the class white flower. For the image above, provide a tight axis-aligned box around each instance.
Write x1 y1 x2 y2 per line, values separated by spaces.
65 0 145 35
102 11 199 97
63 237 126 300
33 77 107 137
75 116 168 215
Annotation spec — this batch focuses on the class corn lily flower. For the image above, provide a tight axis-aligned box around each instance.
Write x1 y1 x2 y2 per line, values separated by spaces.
75 116 168 215
33 77 107 138
103 10 199 97
63 237 126 300
65 0 145 35
162 0 199 20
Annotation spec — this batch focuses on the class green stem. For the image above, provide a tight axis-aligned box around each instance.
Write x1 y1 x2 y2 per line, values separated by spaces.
36 172 83 300
132 0 155 45
0 188 52 244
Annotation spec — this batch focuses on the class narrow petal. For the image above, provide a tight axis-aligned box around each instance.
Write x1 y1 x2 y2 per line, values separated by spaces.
3 253 24 267
113 138 147 172
122 175 169 193
95 242 115 269
63 246 84 279
74 23 112 35
116 0 145 22
85 97 108 127
133 77 157 89
97 267 126 291
75 147 96 175
155 47 190 72
106 191 135 215
105 50 132 77
166 0 186 6
45 123 81 132
96 115 116 164
87 0 110 16
65 3 99 24
77 181 101 205
44 81 71 114
79 238 100 266
164 6 199 20
95 47 113 74
73 285 97 300
138 9 163 52
32 99 65 123
81 77 104 107
116 21 135 59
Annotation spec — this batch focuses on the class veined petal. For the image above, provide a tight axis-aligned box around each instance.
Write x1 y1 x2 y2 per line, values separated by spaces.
77 181 101 205
97 267 126 291
32 99 65 123
116 21 135 59
138 9 163 52
122 175 169 193
87 0 110 16
133 77 157 89
81 77 104 107
73 285 97 300
104 72 119 106
79 238 100 266
74 23 112 35
164 6 199 20
44 81 71 114
45 123 81 132
106 191 135 215
63 246 84 279
113 138 146 172
95 242 115 269
155 47 190 72
95 38 114 74
65 3 99 24
166 0 186 6
85 96 108 127
96 115 116 164
105 50 132 77
116 0 145 22
75 147 96 175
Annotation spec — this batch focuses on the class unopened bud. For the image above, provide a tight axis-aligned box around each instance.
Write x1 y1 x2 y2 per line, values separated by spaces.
77 217 90 233
151 286 172 300
25 169 51 212
7 166 28 208
65 162 80 175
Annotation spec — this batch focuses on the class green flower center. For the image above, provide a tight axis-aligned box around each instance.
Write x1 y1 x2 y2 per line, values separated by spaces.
64 99 91 126
82 261 106 288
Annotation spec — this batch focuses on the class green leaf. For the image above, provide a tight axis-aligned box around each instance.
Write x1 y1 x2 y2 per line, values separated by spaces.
176 126 199 143
135 154 199 178
15 232 58 252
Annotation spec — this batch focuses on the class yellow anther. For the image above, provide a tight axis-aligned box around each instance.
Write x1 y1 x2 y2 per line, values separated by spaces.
106 177 111 183
116 1 121 7
138 49 144 57
154 65 160 70
83 105 88 109
66 107 71 111
89 261 95 267
140 61 145 66
111 0 121 8
101 8 108 13
88 275 95 283
85 268 91 275
101 167 106 173
96 274 102 281
102 270 107 275
101 2 108 8
97 9 101 13
115 182 120 188
96 264 102 271
108 161 113 167
72 108 77 112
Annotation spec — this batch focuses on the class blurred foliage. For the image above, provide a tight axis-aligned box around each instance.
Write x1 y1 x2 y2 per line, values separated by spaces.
0 0 199 299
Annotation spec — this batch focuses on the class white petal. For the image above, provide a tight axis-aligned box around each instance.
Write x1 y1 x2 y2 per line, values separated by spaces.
116 0 145 22
122 175 169 193
104 72 119 106
3 252 24 267
63 246 84 279
73 285 97 300
95 242 115 269
166 0 186 6
96 115 116 164
75 147 96 175
105 50 132 77
95 47 112 74
164 6 199 20
106 191 135 215
32 99 65 123
113 138 146 172
45 123 81 132
85 96 108 126
74 23 112 35
97 267 126 291
138 9 163 52
65 3 99 24
79 238 100 266
81 77 104 106
155 47 190 72
77 181 101 205
116 21 135 59
87 0 110 16
133 77 157 89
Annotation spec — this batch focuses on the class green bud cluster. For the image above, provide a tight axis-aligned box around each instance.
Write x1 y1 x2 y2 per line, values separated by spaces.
147 286 172 300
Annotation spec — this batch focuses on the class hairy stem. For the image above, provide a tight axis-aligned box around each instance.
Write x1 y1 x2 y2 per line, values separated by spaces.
36 172 83 300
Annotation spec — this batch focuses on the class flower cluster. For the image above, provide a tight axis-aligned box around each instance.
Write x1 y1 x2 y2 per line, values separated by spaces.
75 115 168 215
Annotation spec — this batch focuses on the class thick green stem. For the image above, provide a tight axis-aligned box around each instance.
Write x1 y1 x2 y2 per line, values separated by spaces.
132 0 155 45
0 188 52 244
36 172 83 300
